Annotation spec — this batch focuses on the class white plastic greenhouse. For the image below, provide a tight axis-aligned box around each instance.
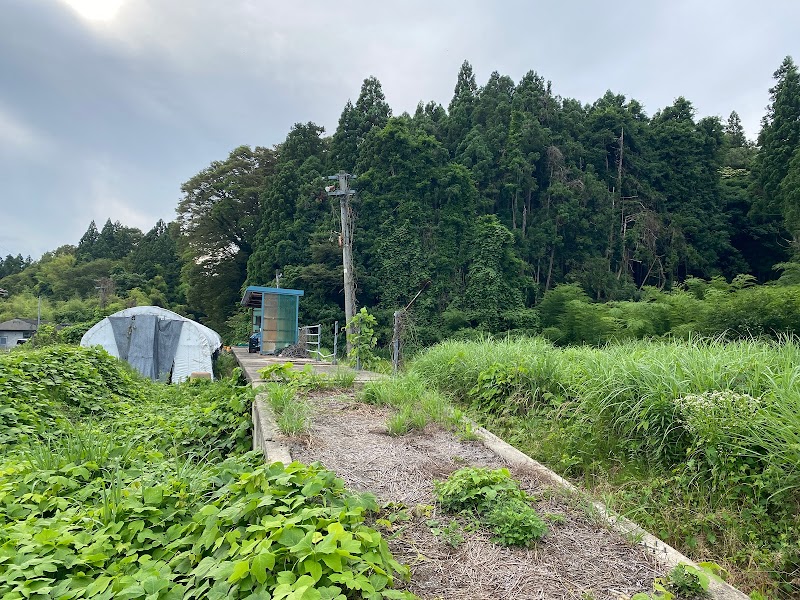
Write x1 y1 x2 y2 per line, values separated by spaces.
80 306 222 383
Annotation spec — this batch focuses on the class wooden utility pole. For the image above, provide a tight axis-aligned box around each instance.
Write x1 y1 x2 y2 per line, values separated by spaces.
327 171 357 355
95 277 114 310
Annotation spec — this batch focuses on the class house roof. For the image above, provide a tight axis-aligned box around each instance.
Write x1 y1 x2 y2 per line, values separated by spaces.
241 286 304 308
0 318 38 332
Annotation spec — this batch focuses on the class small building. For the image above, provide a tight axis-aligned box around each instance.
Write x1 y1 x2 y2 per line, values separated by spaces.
241 286 304 354
0 318 37 349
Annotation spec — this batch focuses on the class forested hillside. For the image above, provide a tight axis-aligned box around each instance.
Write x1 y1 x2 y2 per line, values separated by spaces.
2 57 800 343
0 219 182 330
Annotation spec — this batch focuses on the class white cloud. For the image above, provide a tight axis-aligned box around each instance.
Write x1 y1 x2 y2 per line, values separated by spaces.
83 159 160 232
0 105 53 158
59 0 126 23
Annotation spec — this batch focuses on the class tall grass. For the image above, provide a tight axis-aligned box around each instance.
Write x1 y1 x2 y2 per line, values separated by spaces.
410 335 800 593
24 427 136 471
263 383 311 436
360 373 458 435
413 336 800 468
412 336 569 403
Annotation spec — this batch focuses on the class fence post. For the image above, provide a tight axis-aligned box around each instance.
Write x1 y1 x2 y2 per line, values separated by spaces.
392 310 402 375
332 320 339 365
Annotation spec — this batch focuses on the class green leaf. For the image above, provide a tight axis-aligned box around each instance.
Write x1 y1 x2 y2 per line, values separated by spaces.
277 527 305 547
143 486 163 506
227 559 250 583
251 552 276 585
301 480 324 497
320 553 342 572
301 559 322 582
142 576 169 595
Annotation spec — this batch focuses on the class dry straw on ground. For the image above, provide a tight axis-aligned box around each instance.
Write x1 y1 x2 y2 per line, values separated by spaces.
289 396 663 600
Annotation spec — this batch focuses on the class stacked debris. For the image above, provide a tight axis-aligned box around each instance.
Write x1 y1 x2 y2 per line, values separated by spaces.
279 342 309 358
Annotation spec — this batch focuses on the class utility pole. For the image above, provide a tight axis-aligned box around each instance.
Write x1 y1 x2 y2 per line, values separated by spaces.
95 277 114 310
327 171 357 355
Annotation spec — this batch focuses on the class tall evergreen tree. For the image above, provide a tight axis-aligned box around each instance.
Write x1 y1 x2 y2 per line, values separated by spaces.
753 56 800 250
445 60 478 152
76 220 99 262
725 110 748 149
329 100 360 171
355 76 391 134
330 77 391 173
247 123 328 287
650 98 730 279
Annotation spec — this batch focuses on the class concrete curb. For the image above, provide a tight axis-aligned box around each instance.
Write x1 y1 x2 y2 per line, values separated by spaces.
474 426 749 600
236 355 294 464
251 393 293 464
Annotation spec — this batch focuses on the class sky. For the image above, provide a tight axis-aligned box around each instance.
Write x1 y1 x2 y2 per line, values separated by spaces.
1 0 799 260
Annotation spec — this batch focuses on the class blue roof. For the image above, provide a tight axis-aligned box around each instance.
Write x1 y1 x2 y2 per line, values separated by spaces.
241 286 304 307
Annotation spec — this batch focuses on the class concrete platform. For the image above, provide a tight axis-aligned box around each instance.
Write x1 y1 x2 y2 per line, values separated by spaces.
231 347 384 387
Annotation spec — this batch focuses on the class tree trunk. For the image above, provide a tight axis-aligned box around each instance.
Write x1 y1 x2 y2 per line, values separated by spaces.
545 244 555 292
522 189 531 237
512 190 518 230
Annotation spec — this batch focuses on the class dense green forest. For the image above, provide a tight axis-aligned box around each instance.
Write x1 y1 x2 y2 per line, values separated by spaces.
2 57 800 345
0 219 182 330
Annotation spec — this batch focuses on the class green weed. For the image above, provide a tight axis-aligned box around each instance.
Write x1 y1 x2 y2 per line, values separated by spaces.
263 382 311 436
425 519 464 548
434 467 547 547
386 406 428 436
361 373 461 436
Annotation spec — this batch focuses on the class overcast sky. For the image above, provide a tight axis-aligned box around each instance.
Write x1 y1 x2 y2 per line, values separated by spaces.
1 0 799 260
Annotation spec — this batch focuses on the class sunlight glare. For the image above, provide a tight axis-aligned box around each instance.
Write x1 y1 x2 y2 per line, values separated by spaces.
61 0 125 22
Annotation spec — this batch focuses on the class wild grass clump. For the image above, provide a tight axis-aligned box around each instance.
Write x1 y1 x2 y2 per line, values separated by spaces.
386 406 429 436
360 373 457 436
410 336 800 594
328 368 357 389
262 382 311 436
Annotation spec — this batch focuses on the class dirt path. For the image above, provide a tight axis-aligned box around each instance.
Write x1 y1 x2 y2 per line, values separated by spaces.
289 394 662 600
